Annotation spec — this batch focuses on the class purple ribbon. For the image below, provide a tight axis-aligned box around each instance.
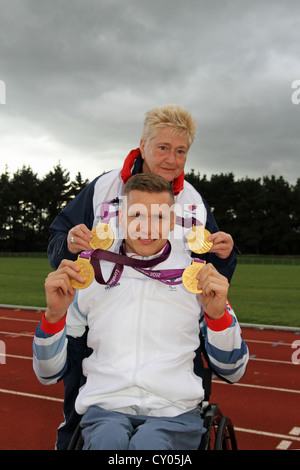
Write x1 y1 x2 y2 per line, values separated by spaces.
79 242 203 287
98 199 119 223
175 216 203 228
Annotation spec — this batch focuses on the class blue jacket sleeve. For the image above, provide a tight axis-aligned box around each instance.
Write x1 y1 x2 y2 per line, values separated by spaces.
47 177 99 269
199 304 249 384
194 198 237 283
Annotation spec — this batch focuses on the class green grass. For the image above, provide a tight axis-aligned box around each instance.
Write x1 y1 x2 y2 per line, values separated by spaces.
0 257 299 328
0 257 52 308
229 264 300 327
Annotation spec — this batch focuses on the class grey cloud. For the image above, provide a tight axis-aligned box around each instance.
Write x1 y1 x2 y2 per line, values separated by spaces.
0 0 300 183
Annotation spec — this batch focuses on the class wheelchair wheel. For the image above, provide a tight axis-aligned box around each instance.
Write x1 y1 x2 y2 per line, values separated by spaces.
199 404 237 450
67 423 84 450
214 416 237 450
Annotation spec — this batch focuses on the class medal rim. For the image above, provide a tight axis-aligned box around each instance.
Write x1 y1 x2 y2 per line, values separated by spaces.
182 260 205 293
70 257 95 290
90 223 114 250
187 227 213 254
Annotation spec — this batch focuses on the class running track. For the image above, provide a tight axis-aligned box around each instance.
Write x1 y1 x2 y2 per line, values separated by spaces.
0 306 299 450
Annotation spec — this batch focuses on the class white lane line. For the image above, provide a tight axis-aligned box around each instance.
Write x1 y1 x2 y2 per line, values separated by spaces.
276 440 292 449
213 380 300 394
250 357 295 365
0 353 32 360
0 317 40 323
289 427 300 436
0 388 63 402
0 331 34 337
235 427 300 443
276 428 300 449
245 339 293 346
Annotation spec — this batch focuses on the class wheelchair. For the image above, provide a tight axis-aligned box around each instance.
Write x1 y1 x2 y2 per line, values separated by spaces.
67 367 237 450
197 368 237 450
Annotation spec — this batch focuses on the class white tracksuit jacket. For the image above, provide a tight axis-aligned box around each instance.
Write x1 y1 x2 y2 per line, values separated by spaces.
33 247 249 418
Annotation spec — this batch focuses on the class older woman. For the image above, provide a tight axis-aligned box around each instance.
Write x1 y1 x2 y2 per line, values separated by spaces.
48 104 236 281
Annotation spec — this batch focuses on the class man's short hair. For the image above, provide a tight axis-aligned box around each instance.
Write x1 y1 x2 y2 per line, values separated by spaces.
124 173 175 204
141 104 197 147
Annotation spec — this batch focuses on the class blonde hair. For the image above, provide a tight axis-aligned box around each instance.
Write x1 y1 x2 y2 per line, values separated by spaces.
141 104 197 147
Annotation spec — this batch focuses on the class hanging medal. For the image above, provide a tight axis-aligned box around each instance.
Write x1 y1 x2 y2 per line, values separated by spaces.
187 225 213 254
89 222 114 250
182 259 206 293
70 256 95 290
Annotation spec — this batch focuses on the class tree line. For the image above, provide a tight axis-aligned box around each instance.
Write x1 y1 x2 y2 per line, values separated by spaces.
185 170 299 255
0 164 299 255
0 164 89 252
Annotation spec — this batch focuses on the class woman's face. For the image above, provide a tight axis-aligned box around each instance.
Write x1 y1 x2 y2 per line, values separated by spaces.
140 127 189 182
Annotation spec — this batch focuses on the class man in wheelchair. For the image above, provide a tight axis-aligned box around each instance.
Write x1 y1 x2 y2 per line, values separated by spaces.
33 173 249 450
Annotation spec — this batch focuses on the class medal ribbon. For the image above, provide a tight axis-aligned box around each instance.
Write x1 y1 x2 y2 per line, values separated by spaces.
79 241 187 286
175 216 203 228
99 198 119 223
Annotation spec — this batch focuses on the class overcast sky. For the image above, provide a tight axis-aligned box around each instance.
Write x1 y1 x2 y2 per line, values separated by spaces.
1 0 300 185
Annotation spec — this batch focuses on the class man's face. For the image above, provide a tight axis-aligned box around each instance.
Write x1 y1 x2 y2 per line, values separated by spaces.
120 189 175 257
140 127 189 182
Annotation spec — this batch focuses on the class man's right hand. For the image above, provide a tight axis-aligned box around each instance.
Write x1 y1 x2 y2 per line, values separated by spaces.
44 260 84 323
196 263 229 320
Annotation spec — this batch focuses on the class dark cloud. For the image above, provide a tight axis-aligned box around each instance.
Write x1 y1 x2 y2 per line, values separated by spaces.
0 0 300 183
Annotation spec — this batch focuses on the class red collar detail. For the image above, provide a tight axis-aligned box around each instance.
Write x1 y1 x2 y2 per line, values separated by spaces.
172 171 185 196
120 148 141 184
120 148 184 196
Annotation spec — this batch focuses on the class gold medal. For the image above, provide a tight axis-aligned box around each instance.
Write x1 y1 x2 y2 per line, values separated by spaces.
182 260 206 293
187 226 213 254
90 223 114 250
70 257 95 290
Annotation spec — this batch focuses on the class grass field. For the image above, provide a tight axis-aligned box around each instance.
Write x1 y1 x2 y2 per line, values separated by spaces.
229 264 300 327
0 257 299 327
0 258 52 308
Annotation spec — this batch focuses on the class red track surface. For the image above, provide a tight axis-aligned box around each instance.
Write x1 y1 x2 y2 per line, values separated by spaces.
0 307 299 450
